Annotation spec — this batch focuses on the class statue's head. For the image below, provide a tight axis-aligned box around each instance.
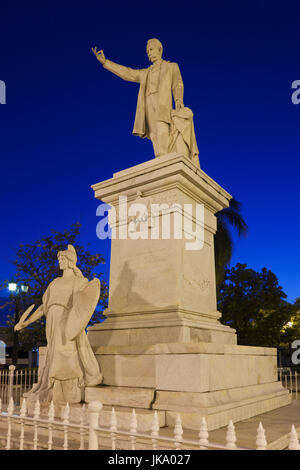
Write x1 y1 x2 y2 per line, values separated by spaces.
57 245 83 278
58 244 77 270
147 38 163 64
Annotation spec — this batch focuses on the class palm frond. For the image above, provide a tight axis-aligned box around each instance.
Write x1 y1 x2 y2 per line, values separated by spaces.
215 198 247 288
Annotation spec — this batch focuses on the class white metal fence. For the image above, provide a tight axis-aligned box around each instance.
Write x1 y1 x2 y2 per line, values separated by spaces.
0 366 299 450
278 368 299 399
0 365 38 406
0 397 299 451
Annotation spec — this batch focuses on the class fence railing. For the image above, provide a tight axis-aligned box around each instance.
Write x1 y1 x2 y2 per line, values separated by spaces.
0 366 299 450
0 365 38 406
0 397 300 450
278 368 299 399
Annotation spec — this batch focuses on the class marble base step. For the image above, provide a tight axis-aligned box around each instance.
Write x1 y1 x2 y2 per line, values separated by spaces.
85 381 291 432
165 388 291 431
85 385 156 409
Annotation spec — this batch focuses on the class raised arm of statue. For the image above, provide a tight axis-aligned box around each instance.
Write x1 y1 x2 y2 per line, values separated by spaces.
92 46 142 83
14 304 44 331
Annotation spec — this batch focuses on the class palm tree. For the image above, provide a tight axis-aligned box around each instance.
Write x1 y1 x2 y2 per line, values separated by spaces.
214 198 248 289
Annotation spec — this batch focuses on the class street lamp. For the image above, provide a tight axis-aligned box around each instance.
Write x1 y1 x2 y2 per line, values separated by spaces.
7 282 29 366
8 283 28 294
8 283 17 292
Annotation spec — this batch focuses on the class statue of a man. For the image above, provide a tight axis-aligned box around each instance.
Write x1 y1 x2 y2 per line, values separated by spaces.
92 39 199 166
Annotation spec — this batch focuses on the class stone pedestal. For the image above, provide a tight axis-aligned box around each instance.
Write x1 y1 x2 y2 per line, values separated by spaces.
84 342 290 431
90 152 236 346
88 153 291 431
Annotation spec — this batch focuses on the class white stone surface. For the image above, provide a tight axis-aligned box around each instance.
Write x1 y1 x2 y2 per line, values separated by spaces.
92 342 278 392
15 245 102 405
85 385 156 409
90 152 237 347
88 152 291 431
166 391 291 432
154 382 285 411
92 40 199 164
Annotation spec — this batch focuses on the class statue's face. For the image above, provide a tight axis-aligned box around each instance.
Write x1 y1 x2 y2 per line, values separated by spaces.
58 254 68 271
147 42 162 63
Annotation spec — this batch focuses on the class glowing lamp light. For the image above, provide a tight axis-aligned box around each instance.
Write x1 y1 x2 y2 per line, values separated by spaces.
8 283 28 293
8 283 17 292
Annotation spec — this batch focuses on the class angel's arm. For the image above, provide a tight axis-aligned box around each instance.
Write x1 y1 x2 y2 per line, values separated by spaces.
14 304 44 331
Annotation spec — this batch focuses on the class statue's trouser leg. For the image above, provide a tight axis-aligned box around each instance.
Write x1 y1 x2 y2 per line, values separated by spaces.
145 93 170 157
156 121 170 156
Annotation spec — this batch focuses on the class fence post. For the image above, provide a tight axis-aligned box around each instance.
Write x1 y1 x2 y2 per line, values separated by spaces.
130 409 137 450
174 414 183 450
6 397 14 450
151 411 160 450
33 400 40 450
79 404 86 450
48 401 55 450
19 397 27 450
110 408 117 450
199 417 209 449
256 422 267 450
226 420 237 449
288 425 300 450
8 365 15 401
88 401 102 450
63 402 70 451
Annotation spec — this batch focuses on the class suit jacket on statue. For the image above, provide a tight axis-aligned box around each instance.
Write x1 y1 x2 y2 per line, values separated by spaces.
103 59 184 139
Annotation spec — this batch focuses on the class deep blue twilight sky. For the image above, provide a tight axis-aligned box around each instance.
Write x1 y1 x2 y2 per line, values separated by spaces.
0 1 299 303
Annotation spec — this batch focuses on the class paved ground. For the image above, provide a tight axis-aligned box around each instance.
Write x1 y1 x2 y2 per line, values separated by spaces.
147 398 300 450
185 398 300 450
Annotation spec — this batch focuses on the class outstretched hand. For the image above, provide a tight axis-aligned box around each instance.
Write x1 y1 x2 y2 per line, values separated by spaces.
14 304 35 332
14 322 24 332
92 46 106 65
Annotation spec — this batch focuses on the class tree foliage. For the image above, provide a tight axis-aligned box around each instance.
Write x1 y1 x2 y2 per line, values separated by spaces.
218 263 296 347
2 223 108 351
214 198 248 288
279 297 300 346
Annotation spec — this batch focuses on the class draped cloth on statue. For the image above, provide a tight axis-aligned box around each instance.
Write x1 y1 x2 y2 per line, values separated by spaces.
168 107 200 168
24 276 103 404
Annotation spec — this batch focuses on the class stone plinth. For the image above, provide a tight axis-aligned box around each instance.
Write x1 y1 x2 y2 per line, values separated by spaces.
87 153 291 431
85 342 290 431
90 152 236 346
91 343 279 391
